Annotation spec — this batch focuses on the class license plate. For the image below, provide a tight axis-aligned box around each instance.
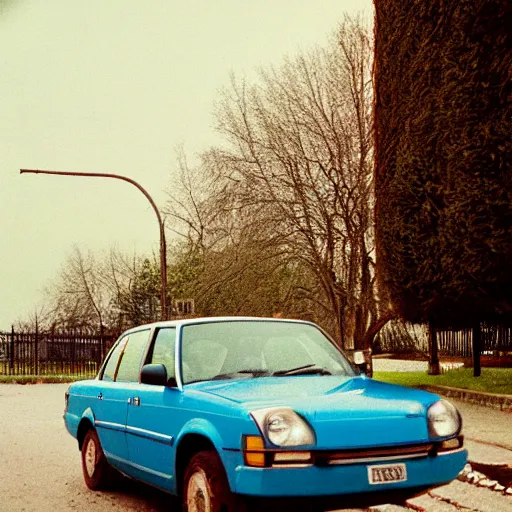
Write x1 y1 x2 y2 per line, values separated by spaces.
368 463 407 485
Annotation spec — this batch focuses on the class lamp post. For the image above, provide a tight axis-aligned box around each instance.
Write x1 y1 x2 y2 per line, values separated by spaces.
20 168 168 321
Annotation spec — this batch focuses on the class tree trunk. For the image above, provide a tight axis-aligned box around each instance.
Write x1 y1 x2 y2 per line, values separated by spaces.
428 323 440 375
362 310 396 349
472 322 481 377
353 305 364 349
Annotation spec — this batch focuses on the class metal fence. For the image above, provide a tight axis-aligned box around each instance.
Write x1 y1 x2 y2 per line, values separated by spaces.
376 321 512 357
437 324 512 357
0 328 115 377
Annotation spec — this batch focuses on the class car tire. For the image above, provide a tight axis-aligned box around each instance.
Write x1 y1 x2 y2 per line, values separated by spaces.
81 428 115 490
183 450 248 512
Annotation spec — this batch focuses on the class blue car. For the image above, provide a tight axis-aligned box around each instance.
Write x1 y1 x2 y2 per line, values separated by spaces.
64 317 466 511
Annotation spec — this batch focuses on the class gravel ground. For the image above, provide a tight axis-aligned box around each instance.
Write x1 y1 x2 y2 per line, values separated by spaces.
0 384 173 512
452 399 512 453
372 359 429 373
1 383 511 512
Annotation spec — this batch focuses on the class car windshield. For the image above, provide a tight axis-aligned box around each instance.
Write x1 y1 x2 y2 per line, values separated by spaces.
180 320 356 384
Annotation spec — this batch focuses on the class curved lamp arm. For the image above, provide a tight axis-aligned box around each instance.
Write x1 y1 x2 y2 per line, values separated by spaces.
20 168 168 320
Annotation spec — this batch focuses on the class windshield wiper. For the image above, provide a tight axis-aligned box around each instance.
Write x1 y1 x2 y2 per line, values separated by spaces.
273 364 332 376
211 369 270 380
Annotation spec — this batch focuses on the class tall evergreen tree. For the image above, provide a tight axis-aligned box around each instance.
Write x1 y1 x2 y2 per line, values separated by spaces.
374 0 512 327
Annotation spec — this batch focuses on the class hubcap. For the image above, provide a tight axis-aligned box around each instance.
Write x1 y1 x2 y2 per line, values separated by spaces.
85 438 97 477
187 470 211 512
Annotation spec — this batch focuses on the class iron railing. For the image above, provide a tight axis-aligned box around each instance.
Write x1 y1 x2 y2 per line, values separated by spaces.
0 328 115 377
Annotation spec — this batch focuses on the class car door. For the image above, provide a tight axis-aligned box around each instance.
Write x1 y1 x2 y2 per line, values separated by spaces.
94 329 151 472
125 327 182 492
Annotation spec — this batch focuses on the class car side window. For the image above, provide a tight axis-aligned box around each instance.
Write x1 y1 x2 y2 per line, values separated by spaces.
102 337 127 382
115 329 151 383
148 327 176 379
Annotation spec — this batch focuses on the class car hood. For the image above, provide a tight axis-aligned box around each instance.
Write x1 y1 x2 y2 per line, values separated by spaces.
188 376 440 448
188 375 437 410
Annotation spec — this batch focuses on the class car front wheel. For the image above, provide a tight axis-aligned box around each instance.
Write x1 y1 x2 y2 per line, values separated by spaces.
81 428 115 490
183 450 247 512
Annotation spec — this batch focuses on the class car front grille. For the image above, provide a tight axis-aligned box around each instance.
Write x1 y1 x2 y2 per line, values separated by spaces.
269 436 464 468
314 442 435 466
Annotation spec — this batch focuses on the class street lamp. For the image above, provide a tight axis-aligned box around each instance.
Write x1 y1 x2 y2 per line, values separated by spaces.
20 168 168 321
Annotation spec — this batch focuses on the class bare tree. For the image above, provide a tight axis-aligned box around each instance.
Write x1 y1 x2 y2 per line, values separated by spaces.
203 16 380 347
43 246 159 333
13 303 53 332
165 149 323 321
44 247 109 331
164 16 393 347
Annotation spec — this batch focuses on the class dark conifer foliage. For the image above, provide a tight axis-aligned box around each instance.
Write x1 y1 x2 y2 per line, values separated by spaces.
373 0 512 327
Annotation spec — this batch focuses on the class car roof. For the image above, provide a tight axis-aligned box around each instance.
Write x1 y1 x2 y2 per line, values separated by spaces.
122 316 314 335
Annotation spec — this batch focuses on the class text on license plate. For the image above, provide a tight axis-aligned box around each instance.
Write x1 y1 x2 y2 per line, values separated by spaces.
368 463 407 485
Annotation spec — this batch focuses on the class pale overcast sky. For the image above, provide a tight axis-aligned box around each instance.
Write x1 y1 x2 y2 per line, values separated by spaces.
0 0 373 330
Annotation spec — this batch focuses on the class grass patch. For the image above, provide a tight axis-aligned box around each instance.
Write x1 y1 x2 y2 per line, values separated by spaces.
0 362 99 375
373 368 512 395
0 374 92 384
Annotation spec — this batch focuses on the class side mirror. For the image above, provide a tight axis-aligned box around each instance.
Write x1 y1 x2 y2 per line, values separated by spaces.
353 350 366 365
141 363 168 386
353 349 373 377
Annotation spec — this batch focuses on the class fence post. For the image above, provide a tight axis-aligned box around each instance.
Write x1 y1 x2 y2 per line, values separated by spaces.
72 330 77 375
99 324 105 367
34 320 39 376
10 325 15 373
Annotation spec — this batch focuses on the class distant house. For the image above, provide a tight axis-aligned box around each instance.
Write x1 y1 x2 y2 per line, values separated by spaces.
172 298 195 318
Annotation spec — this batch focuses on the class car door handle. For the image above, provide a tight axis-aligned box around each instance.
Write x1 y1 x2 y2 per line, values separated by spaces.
133 397 140 407
97 392 103 400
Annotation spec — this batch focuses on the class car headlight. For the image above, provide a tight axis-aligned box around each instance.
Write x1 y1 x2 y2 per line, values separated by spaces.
427 399 461 438
250 407 316 447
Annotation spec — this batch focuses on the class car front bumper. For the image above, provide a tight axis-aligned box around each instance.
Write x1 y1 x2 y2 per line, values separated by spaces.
224 448 467 498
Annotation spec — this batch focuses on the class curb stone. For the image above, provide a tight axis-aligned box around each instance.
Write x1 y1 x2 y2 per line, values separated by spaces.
417 384 512 412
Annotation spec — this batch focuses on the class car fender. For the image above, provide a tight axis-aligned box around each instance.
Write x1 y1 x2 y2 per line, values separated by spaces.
174 417 244 491
81 406 96 426
175 417 225 454
71 407 95 449
75 407 96 446
65 401 94 439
